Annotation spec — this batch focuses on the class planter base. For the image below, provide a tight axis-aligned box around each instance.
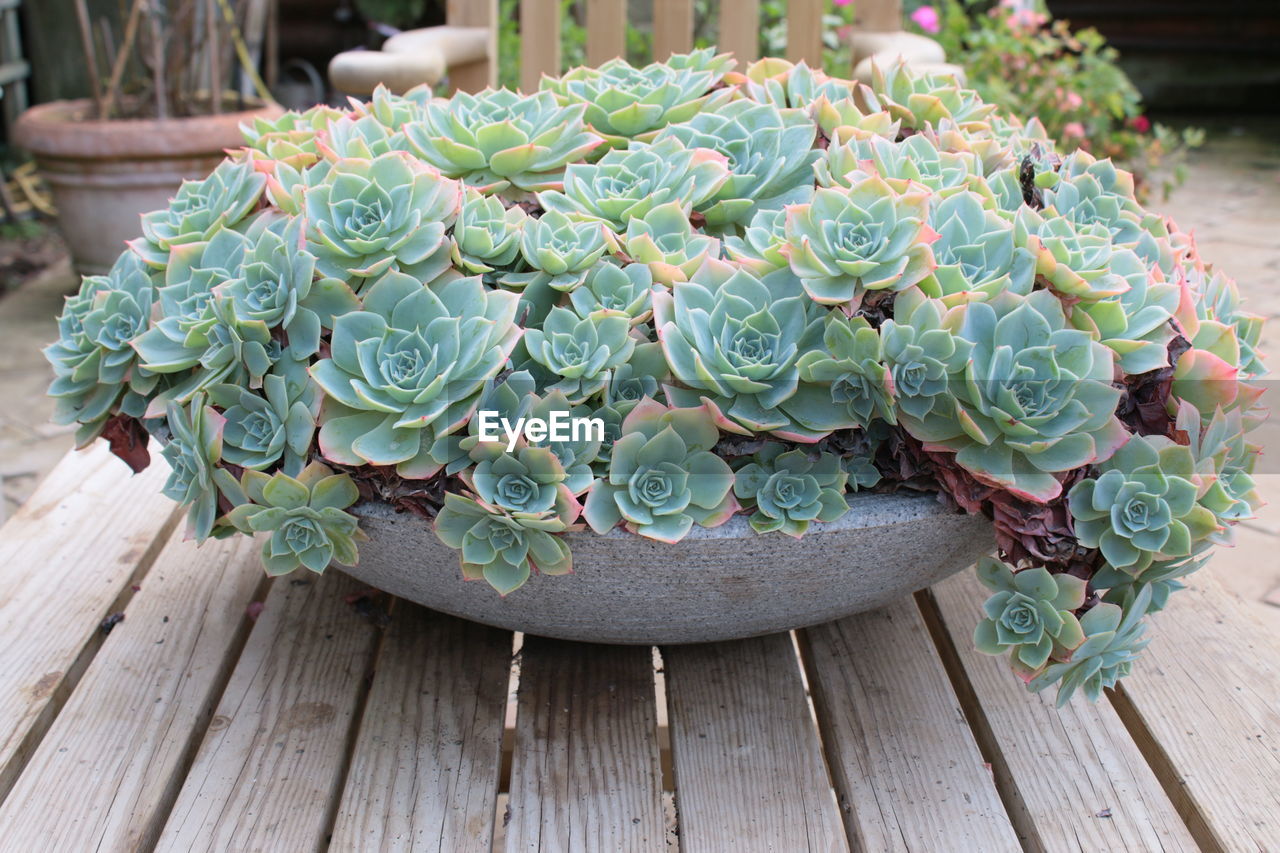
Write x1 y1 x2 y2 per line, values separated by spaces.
347 492 993 644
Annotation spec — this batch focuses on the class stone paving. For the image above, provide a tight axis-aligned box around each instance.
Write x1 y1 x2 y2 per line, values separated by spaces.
0 123 1277 630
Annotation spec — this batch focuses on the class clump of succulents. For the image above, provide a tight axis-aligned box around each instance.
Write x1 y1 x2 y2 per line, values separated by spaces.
49 55 1265 707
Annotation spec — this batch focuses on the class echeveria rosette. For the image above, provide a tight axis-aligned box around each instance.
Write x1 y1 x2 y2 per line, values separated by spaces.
158 394 226 542
1016 208 1129 302
503 209 614 293
1028 586 1153 708
905 289 1129 502
223 462 364 576
732 444 849 537
310 272 521 477
653 259 828 439
858 60 996 131
434 491 573 595
1067 249 1180 375
319 112 405 160
655 99 819 228
133 156 267 267
463 444 579 527
451 188 527 275
972 556 1087 680
209 359 319 474
403 88 602 194
1170 264 1265 418
541 49 735 144
918 191 1036 305
604 341 669 415
729 58 855 109
583 399 737 543
1068 433 1220 577
45 250 157 441
817 130 986 201
1175 401 1262 545
782 178 937 311
240 105 345 171
352 83 433 130
303 152 461 287
567 262 655 325
723 204 798 274
216 215 360 361
1041 150 1153 248
794 315 896 430
538 137 731 231
620 201 720 285
521 306 636 403
1093 547 1207 614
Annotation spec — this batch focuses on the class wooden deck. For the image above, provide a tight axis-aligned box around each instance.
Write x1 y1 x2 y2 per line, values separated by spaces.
0 443 1277 851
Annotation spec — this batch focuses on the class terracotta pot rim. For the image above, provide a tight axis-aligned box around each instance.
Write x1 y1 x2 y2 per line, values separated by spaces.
14 98 284 161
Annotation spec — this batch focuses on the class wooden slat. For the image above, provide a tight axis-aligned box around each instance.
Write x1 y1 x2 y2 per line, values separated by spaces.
520 0 561 92
155 570 382 852
652 0 693 61
0 532 266 851
663 633 849 852
718 0 759 64
447 0 497 90
506 638 664 852
800 598 1021 852
586 0 627 66
786 0 824 66
331 606 510 851
0 444 178 803
923 575 1198 852
1108 571 1280 851
855 0 902 31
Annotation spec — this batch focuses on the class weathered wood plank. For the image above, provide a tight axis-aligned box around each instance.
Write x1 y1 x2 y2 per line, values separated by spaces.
799 598 1021 852
785 0 824 66
505 637 664 852
652 0 693 60
0 531 265 851
520 0 561 93
447 0 497 90
1108 571 1280 852
331 605 510 852
663 633 849 853
0 444 178 802
155 570 382 852
586 0 627 66
718 0 759 64
924 575 1198 852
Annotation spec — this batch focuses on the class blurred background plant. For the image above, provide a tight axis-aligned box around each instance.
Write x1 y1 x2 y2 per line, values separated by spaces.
903 0 1204 198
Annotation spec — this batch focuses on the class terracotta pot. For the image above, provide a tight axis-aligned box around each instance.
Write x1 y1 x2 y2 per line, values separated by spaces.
14 99 283 276
345 492 994 644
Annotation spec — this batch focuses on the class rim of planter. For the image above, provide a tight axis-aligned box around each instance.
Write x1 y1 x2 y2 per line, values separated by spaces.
346 489 995 644
14 98 283 161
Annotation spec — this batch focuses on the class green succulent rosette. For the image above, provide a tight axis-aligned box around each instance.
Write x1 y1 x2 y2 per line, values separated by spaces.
620 201 720 285
434 491 574 595
158 393 226 542
732 444 850 537
133 156 267 267
451 187 528 275
521 305 636 403
972 557 1087 679
730 58 855 108
567 261 655 325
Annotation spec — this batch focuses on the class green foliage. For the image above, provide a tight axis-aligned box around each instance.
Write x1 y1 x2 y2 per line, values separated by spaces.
733 443 849 536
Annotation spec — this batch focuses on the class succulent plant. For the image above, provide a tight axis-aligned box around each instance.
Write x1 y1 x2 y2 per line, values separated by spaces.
1016 208 1129 302
653 259 828 438
604 341 668 415
817 130 985 201
133 156 267 266
879 288 972 423
434 491 574 594
732 444 849 536
309 272 520 477
781 178 936 309
905 289 1129 501
620 201 720 284
858 60 996 131
303 152 460 287
209 359 319 474
319 112 406 160
542 49 735 143
567 261 655 324
45 250 156 440
729 58 855 108
224 462 364 576
723 205 795 273
1176 401 1261 544
972 556 1087 678
1029 586 1153 707
451 188 527 275
158 394 225 541
521 305 636 402
504 209 614 292
538 136 730 231
403 88 602 193
1068 433 1219 576
920 191 1036 303
241 105 344 170
794 314 895 429
583 399 736 542
1069 248 1179 375
463 444 578 523
655 99 819 227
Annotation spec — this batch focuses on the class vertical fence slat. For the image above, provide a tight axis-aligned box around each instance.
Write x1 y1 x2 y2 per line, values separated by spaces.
446 0 497 91
718 0 759 64
786 0 824 66
587 0 627 65
856 0 902 31
520 0 562 91
653 0 693 61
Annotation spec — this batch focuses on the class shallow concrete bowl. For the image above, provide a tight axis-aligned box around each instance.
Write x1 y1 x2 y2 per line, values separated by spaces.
347 491 993 644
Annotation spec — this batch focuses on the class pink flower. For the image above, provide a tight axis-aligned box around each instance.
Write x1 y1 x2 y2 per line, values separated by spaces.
833 0 854 6
1064 91 1083 110
911 6 941 34
1063 122 1086 139
1132 115 1151 133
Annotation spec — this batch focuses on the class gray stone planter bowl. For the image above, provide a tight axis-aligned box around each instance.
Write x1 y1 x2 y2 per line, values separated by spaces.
346 491 993 644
